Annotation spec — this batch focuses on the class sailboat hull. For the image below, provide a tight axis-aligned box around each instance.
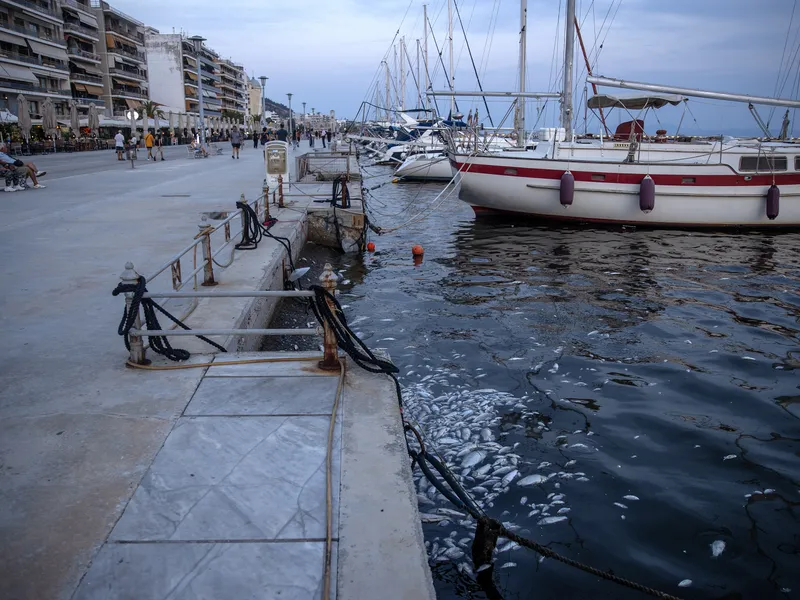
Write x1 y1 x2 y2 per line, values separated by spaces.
453 154 800 227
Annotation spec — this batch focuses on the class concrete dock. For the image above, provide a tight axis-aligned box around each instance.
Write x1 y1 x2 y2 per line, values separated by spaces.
0 141 434 599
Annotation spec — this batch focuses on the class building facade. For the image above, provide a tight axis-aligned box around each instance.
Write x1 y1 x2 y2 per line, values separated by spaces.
95 1 146 118
214 57 244 118
247 76 260 118
145 31 221 119
60 0 103 115
0 0 71 118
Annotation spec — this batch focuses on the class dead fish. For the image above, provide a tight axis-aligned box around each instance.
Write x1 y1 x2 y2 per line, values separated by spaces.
517 474 546 486
538 516 567 525
622 495 639 501
461 451 486 468
710 540 725 558
499 562 517 569
501 470 519 486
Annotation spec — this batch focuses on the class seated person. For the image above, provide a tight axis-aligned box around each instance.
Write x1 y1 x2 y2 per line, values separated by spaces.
190 140 209 157
0 143 45 189
1 162 27 192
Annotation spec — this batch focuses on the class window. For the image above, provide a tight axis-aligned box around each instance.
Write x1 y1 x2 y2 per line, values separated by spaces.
795 156 800 171
739 155 787 172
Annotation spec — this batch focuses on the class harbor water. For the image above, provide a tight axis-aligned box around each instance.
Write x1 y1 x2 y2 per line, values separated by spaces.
276 166 800 599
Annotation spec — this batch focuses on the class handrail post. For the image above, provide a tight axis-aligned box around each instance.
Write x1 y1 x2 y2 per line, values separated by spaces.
121 261 149 365
318 263 340 371
278 174 285 208
198 215 217 287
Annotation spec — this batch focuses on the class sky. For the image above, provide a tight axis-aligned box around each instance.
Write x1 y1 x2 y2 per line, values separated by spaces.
118 0 800 136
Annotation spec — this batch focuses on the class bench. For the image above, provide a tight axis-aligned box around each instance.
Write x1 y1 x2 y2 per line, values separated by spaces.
209 143 224 156
186 145 208 159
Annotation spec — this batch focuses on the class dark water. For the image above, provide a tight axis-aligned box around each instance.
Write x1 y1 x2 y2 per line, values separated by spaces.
274 167 800 599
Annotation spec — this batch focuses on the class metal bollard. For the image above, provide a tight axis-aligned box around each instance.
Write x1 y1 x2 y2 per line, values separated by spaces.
278 174 285 208
318 262 340 371
198 215 217 286
120 261 149 365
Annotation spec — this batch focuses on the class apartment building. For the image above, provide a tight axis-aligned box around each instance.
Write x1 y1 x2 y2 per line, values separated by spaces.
214 57 245 118
94 1 146 118
60 0 103 115
0 0 71 118
145 31 221 118
247 76 260 118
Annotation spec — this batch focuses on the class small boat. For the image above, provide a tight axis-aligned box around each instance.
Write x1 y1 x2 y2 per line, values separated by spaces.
395 151 453 181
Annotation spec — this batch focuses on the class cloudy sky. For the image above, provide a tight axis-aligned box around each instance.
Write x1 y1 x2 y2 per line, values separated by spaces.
119 0 799 135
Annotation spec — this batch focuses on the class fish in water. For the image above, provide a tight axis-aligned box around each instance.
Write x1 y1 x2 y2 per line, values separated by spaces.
499 562 517 569
678 579 692 588
517 474 546 486
710 540 726 558
538 516 567 525
461 450 486 468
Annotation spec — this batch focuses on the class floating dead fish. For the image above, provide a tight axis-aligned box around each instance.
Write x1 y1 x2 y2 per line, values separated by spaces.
723 454 737 461
517 474 546 486
538 516 567 525
623 495 639 501
613 502 628 509
497 541 519 553
710 540 725 558
420 513 448 523
501 470 519 486
499 562 517 569
444 547 465 560
678 579 692 588
520 496 528 505
461 451 486 468
476 563 492 573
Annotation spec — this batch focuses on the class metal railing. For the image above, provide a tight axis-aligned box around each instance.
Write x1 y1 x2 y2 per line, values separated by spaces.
6 0 59 17
0 80 71 96
111 86 146 99
107 46 145 61
74 96 105 106
116 193 340 368
0 22 64 44
71 72 103 84
64 21 100 39
61 0 96 14
68 47 100 61
109 66 146 81
105 23 145 44
0 51 68 70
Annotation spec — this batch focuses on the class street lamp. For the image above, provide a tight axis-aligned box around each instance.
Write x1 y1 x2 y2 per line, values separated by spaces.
188 35 206 146
302 101 306 129
258 75 268 129
286 92 293 141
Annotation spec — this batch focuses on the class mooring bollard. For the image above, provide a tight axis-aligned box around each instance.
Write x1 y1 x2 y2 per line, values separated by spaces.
198 215 217 287
278 174 285 208
120 261 149 365
318 262 340 370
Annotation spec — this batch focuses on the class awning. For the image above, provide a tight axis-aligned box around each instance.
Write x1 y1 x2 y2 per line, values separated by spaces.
125 98 138 109
0 31 23 45
84 84 103 95
0 64 38 84
587 93 685 110
111 72 139 84
81 64 103 76
105 34 116 48
202 89 215 98
184 71 197 81
72 83 87 92
25 39 69 62
78 13 98 27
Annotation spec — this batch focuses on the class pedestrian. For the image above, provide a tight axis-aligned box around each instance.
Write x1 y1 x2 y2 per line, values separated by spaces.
326 129 332 145
230 126 242 159
114 130 125 160
321 128 327 148
144 129 155 160
276 123 288 142
154 131 165 161
253 129 259 148
260 127 269 147
128 133 138 160
308 128 314 148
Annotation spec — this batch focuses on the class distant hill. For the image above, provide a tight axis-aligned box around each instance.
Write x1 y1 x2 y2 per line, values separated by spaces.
264 97 290 119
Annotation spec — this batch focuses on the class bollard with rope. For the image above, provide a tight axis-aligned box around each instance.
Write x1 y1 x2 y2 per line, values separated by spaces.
196 215 217 286
316 263 340 371
278 174 285 208
118 262 148 365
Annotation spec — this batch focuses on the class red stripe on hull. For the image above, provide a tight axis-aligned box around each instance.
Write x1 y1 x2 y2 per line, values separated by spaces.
454 160 800 187
468 204 797 229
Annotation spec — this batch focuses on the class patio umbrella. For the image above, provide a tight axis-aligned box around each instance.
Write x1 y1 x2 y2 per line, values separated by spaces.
17 93 31 142
168 110 174 135
41 98 58 151
177 112 184 134
142 108 149 139
69 100 79 136
88 102 100 135
152 108 160 133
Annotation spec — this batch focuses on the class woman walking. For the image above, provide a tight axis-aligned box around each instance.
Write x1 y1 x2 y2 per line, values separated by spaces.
230 126 242 159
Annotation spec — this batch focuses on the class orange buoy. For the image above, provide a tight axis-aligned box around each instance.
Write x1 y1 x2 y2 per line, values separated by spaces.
367 241 376 252
412 245 424 256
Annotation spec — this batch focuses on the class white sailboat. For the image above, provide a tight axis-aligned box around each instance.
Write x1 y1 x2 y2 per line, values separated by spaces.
447 0 800 227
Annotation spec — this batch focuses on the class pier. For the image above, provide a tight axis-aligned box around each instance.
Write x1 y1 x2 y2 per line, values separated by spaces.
0 142 434 599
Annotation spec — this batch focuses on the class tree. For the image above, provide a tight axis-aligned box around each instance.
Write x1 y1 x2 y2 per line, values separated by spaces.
221 109 243 123
138 100 165 130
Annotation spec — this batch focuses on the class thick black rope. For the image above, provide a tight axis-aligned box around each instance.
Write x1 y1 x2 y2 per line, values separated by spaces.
235 200 296 272
112 276 226 361
306 283 684 600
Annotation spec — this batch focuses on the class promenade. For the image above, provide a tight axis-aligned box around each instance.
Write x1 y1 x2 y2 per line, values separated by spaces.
0 141 434 599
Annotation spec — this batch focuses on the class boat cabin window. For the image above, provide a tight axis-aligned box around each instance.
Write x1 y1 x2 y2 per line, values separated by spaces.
795 156 800 171
739 156 787 172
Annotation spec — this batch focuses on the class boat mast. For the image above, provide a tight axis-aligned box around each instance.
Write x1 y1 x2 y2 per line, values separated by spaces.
423 4 429 110
515 0 527 148
448 0 455 116
400 37 406 111
384 60 391 122
393 44 399 112
416 39 422 108
561 0 576 138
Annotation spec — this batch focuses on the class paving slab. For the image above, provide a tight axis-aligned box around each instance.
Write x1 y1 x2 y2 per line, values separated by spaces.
72 540 335 600
110 415 340 542
185 376 339 416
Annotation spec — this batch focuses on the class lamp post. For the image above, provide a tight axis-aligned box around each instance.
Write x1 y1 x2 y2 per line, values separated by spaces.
188 35 206 146
258 76 268 129
286 92 293 141
302 101 306 130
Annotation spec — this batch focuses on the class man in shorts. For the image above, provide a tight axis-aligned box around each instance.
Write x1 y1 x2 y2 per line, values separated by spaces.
144 129 155 160
230 126 242 159
114 130 125 160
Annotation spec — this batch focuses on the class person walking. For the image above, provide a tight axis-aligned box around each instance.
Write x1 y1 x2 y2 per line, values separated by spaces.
308 128 314 148
128 132 138 160
144 129 155 160
326 129 332 145
230 126 242 159
321 128 327 148
276 123 288 143
114 130 125 161
253 129 259 148
154 131 165 161
260 127 269 147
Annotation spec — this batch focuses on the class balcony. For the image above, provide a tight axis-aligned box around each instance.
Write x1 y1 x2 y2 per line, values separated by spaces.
5 0 59 17
109 66 146 81
106 23 144 45
70 72 103 84
64 21 99 40
67 47 100 62
111 86 146 100
0 80 71 96
60 0 96 14
0 51 68 71
0 21 65 45
107 46 145 62
74 96 105 107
